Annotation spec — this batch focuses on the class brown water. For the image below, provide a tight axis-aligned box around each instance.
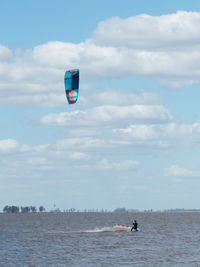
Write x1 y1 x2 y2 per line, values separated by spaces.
0 212 200 266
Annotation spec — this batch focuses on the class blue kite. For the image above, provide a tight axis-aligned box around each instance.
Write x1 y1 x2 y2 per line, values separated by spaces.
64 69 79 104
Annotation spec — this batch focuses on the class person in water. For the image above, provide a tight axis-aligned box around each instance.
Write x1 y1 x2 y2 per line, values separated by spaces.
131 219 138 231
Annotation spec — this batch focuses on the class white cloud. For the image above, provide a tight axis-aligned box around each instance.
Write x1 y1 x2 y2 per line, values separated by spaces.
0 45 12 61
0 139 19 153
68 151 88 160
31 41 83 68
26 157 47 165
95 158 139 171
40 105 172 126
116 122 200 147
93 11 200 49
165 165 200 177
55 137 105 150
33 144 50 153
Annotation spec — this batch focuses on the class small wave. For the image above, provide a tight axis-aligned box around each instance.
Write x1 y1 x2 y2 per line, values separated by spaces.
85 225 131 233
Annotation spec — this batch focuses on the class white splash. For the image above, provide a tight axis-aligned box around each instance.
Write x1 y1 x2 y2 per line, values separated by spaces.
85 225 131 233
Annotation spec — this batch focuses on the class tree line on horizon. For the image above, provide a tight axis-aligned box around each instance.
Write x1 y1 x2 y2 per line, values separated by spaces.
3 205 46 213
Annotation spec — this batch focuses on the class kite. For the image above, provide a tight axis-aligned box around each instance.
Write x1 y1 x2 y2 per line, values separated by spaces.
64 69 79 104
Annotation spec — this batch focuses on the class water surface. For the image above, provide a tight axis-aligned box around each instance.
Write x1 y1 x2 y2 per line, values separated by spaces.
1 212 200 266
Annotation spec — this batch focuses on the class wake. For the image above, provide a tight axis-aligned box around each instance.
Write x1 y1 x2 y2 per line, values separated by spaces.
85 225 131 233
45 225 138 235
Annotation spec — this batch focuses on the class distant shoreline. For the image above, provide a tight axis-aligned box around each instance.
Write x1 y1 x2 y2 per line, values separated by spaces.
1 209 200 214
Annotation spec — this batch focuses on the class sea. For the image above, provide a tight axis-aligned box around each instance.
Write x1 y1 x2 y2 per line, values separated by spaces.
1 212 200 266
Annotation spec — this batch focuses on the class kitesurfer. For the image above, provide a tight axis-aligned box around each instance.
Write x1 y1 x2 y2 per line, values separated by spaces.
131 219 138 231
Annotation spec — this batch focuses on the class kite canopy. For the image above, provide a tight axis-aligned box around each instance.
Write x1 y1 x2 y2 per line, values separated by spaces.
64 69 79 104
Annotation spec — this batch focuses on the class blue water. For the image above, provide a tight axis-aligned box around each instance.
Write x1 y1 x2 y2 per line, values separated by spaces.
1 212 200 266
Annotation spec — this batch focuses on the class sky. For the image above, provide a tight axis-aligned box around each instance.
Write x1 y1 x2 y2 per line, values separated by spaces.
1 0 200 211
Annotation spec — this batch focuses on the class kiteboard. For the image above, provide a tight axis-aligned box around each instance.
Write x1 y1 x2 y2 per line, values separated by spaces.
131 228 140 232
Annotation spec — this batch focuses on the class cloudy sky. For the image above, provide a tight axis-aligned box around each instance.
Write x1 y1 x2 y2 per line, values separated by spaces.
1 0 200 211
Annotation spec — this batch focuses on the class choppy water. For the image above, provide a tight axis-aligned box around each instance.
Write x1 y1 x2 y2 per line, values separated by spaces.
1 212 200 266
